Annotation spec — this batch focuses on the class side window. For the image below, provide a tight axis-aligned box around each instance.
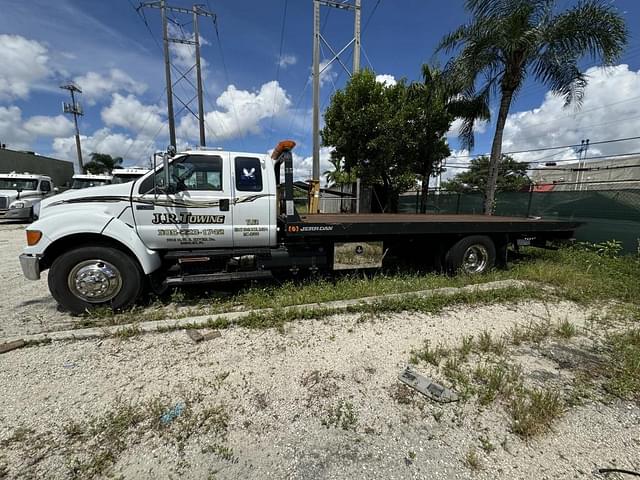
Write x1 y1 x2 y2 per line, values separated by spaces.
40 181 51 192
138 155 223 193
179 156 223 191
235 157 262 192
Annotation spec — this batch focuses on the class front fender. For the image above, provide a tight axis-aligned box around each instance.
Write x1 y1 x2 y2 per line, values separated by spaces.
23 207 161 275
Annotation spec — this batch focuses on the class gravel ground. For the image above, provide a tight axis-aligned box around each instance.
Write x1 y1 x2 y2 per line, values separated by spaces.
0 223 76 337
1 300 639 479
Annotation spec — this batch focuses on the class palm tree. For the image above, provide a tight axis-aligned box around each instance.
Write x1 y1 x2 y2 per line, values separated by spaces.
439 0 627 214
84 153 124 174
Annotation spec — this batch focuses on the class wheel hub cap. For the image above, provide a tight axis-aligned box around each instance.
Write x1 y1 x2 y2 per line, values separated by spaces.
462 245 489 274
68 259 122 303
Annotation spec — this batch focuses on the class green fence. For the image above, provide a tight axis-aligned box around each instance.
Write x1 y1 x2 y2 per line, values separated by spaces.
399 189 640 254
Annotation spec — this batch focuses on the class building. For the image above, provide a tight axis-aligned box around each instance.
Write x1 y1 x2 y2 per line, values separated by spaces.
531 155 640 191
0 147 74 187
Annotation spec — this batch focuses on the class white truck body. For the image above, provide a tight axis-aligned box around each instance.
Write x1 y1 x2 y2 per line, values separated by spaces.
0 172 55 220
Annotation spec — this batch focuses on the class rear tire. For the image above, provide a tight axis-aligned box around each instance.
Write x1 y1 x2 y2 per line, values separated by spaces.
445 235 496 274
48 245 143 314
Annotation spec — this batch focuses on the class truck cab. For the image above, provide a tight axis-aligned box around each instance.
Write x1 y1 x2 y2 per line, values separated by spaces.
71 173 113 189
0 172 55 221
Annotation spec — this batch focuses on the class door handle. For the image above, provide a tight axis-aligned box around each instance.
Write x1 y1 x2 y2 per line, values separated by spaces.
219 198 230 211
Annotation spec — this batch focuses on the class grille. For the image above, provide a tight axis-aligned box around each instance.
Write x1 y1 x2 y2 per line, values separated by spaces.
0 196 8 210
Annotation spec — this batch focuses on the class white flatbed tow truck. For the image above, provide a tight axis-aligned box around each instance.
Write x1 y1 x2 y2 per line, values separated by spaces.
19 142 579 314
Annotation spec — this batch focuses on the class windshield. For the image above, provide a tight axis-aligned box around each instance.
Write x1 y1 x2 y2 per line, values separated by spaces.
71 179 110 189
112 174 143 184
0 179 38 190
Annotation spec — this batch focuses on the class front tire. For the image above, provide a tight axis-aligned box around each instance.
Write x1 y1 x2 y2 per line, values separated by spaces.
48 246 143 314
445 235 496 274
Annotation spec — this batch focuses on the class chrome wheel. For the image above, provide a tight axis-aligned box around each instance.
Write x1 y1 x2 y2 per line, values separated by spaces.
67 259 123 303
462 245 489 274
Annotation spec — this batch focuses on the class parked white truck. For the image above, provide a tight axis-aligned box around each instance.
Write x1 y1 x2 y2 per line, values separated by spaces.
111 167 150 184
0 172 55 221
19 142 579 314
71 173 112 189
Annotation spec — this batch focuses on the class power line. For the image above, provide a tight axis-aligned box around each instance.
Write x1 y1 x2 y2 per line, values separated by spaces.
446 150 640 168
269 0 289 140
447 135 640 161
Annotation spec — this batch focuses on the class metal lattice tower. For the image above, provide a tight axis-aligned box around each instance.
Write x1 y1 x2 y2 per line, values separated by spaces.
138 1 216 148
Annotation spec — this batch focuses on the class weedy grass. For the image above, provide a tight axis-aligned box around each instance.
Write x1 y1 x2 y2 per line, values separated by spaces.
79 246 640 330
4 395 231 480
463 448 482 470
602 328 640 401
508 388 564 438
322 400 358 431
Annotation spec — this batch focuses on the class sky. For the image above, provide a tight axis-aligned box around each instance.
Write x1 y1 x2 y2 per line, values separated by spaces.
1 0 640 180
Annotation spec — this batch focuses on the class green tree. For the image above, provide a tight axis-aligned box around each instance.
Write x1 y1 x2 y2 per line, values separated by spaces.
438 0 627 214
84 153 124 174
442 155 529 193
322 70 414 211
323 157 357 188
405 65 490 213
322 69 469 212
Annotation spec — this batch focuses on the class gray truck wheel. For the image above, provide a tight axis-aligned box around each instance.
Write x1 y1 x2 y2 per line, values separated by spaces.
48 245 143 314
445 235 496 274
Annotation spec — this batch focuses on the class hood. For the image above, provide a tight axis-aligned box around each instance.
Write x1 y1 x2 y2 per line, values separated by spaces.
0 191 19 202
40 182 133 210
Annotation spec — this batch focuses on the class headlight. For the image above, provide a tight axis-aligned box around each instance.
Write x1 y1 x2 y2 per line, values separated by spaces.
10 202 24 209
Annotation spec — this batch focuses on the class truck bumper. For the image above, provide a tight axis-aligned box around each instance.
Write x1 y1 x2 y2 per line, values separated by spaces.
19 254 41 280
0 207 31 220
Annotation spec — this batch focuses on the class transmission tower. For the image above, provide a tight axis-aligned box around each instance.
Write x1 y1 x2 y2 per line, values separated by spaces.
61 82 84 172
311 0 361 212
138 0 216 148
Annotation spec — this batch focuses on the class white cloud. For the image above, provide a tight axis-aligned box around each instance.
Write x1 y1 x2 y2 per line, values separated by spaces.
177 80 291 142
319 60 338 88
23 115 74 138
502 64 640 164
0 106 32 149
442 149 471 182
101 93 164 138
447 117 488 141
0 35 50 101
0 107 75 150
74 68 147 104
52 128 157 165
278 54 297 69
375 74 397 87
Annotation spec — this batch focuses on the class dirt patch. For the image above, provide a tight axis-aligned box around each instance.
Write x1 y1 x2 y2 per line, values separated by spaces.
1 300 638 479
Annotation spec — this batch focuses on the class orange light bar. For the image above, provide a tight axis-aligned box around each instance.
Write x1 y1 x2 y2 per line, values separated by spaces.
26 230 42 246
271 140 296 159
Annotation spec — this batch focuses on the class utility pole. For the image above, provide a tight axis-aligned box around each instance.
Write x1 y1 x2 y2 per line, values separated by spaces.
312 1 321 184
61 82 84 173
193 5 206 147
311 0 362 213
138 1 215 149
353 0 361 74
573 139 590 191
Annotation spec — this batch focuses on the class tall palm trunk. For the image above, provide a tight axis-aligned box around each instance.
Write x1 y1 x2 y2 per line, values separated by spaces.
483 88 515 215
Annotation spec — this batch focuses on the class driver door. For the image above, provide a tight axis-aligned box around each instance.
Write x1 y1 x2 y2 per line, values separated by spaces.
133 154 233 249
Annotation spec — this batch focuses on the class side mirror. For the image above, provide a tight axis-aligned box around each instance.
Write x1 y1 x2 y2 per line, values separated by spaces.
53 187 59 194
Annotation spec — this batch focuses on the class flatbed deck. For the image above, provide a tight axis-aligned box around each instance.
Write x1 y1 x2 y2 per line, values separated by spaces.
284 213 579 237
